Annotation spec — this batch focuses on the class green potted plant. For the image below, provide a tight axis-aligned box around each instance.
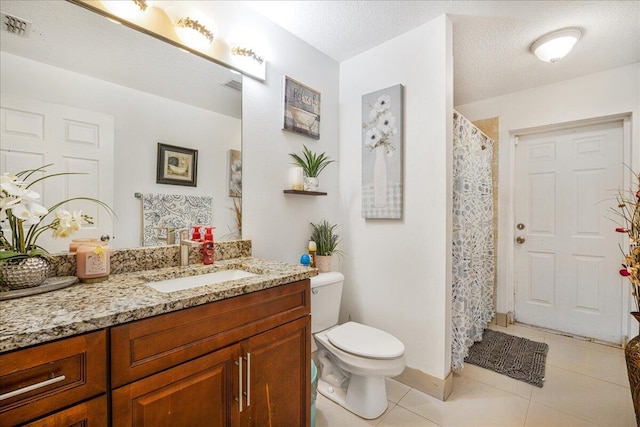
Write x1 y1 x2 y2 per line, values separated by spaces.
289 145 335 191
310 220 342 272
0 164 115 289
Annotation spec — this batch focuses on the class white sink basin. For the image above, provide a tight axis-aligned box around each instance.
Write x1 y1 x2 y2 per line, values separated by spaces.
146 269 257 293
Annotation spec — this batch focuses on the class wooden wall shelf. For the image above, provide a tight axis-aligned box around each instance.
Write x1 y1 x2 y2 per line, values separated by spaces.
283 190 327 196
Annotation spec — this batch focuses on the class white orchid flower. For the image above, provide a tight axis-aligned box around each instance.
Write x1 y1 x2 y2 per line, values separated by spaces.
11 201 48 225
0 196 21 212
52 209 83 238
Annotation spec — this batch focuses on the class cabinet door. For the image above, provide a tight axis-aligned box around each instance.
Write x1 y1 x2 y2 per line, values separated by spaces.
22 395 107 427
242 316 311 427
112 345 238 427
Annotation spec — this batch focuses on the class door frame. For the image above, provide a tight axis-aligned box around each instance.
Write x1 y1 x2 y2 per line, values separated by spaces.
505 113 633 343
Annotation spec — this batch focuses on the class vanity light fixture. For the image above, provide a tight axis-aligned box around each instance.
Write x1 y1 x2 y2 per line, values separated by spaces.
101 0 152 20
231 46 264 64
165 6 215 51
530 27 582 63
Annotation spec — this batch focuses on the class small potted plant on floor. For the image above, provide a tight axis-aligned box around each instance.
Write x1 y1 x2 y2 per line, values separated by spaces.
310 220 342 272
289 145 335 192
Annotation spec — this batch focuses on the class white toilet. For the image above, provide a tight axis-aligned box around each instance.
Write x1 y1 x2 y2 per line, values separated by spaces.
311 272 405 419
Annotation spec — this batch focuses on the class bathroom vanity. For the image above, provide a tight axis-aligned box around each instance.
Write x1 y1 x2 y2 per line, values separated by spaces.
0 252 314 427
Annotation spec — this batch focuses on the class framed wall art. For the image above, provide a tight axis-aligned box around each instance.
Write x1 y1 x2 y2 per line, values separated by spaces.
228 149 242 197
156 143 198 187
362 84 403 219
283 76 321 139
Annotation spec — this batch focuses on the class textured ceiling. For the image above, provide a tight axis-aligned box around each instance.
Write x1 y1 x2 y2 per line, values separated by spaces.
2 1 638 110
244 1 640 105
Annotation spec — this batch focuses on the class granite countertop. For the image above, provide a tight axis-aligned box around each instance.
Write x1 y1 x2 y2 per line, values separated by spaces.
0 257 317 353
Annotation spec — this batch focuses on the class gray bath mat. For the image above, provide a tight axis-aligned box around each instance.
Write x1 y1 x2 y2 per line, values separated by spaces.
464 329 549 387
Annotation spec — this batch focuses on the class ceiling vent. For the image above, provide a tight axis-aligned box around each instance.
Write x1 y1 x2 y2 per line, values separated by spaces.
222 79 242 92
1 12 32 37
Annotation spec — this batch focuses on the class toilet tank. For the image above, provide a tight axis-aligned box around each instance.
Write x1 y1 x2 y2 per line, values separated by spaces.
310 272 344 334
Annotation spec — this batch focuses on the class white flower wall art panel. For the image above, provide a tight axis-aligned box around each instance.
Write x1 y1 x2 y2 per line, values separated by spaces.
362 85 403 219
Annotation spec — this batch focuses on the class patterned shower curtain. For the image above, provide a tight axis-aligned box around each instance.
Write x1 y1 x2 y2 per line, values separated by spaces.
451 111 495 370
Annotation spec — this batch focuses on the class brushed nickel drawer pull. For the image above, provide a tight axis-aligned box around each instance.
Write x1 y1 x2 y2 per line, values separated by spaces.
245 353 251 406
235 357 243 412
0 375 66 401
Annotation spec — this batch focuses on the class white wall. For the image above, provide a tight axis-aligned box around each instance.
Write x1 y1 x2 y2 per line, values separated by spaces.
237 5 341 263
338 16 454 379
1 51 241 249
456 63 640 335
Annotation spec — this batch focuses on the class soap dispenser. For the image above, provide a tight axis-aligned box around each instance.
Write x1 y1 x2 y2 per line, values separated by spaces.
202 226 216 264
191 225 202 241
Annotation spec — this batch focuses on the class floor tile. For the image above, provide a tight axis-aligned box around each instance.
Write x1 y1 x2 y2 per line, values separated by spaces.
544 329 625 357
397 376 529 427
315 393 379 427
524 401 600 427
531 365 636 427
377 405 440 427
386 378 411 404
545 333 628 387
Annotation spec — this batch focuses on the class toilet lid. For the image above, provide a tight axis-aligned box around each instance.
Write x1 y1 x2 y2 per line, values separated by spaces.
326 322 405 359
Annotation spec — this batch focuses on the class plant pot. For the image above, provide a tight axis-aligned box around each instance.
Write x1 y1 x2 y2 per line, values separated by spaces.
304 177 319 192
315 255 332 273
626 312 640 425
0 257 50 290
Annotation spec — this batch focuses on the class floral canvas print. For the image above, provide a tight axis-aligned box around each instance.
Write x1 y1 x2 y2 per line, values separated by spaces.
362 84 403 219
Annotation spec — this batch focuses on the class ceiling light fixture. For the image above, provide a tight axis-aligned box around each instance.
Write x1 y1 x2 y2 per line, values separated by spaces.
101 0 152 20
530 27 582 63
165 6 215 51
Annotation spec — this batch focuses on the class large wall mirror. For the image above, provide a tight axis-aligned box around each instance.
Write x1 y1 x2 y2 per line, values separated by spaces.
0 0 242 252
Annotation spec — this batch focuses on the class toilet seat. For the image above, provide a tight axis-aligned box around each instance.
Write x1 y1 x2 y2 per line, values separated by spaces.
326 322 404 359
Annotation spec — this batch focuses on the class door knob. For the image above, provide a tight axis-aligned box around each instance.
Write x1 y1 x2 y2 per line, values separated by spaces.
516 236 525 244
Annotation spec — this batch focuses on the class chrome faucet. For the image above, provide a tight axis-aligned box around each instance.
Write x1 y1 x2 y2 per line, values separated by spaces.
179 229 202 267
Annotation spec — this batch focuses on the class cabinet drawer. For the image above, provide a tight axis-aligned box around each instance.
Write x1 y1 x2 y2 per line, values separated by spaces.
23 395 107 427
111 279 310 387
0 330 107 427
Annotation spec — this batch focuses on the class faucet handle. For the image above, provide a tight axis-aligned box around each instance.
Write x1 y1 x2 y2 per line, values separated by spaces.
177 228 189 241
154 227 178 244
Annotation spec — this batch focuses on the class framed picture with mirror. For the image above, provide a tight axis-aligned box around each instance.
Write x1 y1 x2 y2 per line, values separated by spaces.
156 143 198 187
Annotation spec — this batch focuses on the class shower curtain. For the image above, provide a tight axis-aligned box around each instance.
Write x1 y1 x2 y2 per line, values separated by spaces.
451 111 495 370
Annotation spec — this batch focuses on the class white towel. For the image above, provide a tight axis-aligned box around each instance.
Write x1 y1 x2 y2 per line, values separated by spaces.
141 193 213 246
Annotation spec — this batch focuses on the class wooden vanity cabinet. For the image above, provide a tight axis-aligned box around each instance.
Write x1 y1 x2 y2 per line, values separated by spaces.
0 330 107 427
110 279 311 427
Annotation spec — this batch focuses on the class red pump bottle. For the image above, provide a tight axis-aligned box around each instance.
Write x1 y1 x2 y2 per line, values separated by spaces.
202 226 216 265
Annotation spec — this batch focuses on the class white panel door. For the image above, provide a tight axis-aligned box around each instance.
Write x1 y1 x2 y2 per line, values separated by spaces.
0 93 114 254
514 120 624 344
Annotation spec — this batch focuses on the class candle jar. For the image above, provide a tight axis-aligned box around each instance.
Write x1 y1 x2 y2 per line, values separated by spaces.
290 167 304 190
69 238 99 253
76 242 111 283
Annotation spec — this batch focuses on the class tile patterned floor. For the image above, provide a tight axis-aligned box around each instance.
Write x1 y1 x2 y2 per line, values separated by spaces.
315 324 636 427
